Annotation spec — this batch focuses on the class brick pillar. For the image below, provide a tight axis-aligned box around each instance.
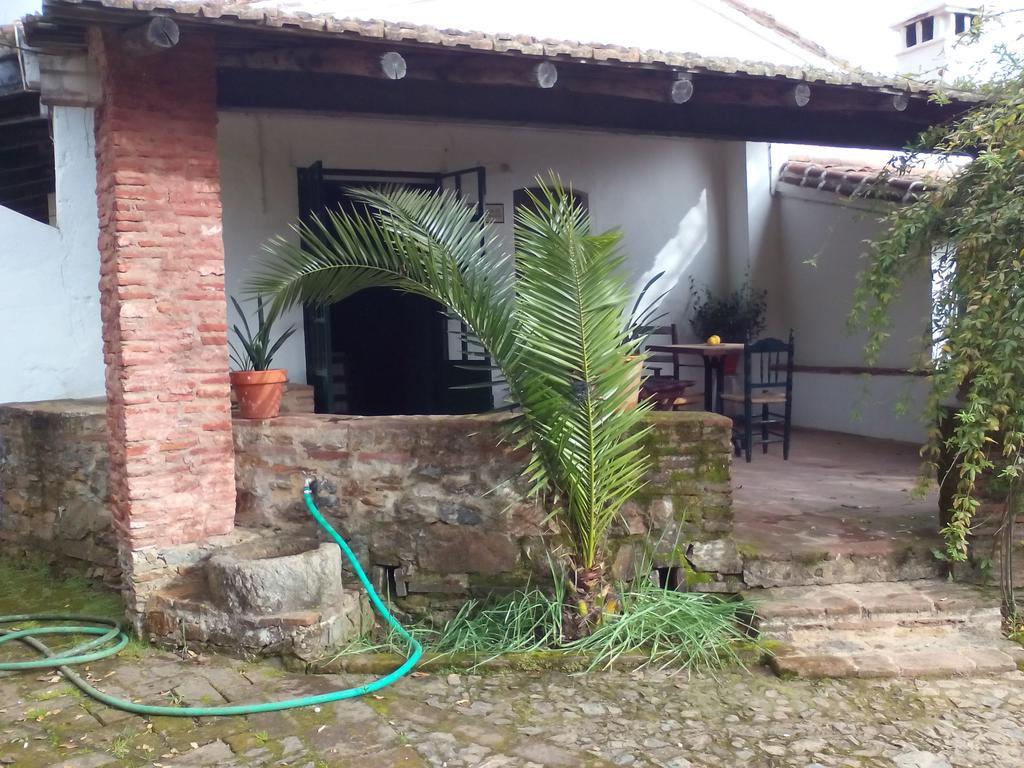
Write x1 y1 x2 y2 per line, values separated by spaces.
90 28 235 560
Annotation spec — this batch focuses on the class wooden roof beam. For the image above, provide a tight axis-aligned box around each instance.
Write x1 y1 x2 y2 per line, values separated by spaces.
120 16 180 55
216 68 948 149
218 44 931 118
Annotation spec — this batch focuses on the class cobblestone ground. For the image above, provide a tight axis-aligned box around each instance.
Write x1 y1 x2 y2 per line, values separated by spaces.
2 649 1023 768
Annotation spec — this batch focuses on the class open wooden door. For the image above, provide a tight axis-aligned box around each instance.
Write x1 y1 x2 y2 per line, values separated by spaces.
297 161 335 413
295 164 494 415
438 167 494 414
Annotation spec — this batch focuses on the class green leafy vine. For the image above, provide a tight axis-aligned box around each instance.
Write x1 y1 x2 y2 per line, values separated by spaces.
849 42 1024 563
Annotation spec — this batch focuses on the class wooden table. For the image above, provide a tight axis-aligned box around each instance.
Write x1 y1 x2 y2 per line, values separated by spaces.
646 343 744 412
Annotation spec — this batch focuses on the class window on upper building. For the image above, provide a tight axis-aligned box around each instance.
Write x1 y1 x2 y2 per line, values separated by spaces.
905 23 918 47
955 12 976 35
920 15 935 42
904 15 941 48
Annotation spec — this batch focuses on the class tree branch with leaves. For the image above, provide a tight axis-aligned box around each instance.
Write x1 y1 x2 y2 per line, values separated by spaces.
849 47 1024 612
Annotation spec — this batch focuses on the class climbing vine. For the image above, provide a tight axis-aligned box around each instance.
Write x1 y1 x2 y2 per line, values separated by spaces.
849 43 1024 570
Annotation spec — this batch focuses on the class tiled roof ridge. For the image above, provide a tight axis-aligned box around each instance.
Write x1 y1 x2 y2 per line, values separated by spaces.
717 0 840 65
30 0 979 99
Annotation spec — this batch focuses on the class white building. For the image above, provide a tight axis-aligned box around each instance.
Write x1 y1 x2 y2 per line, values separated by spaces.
891 2 1024 83
0 0 975 443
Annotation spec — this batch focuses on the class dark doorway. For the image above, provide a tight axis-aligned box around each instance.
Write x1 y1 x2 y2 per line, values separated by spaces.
297 164 494 416
513 186 589 216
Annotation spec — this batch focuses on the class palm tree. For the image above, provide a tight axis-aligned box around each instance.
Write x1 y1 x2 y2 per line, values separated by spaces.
249 179 653 639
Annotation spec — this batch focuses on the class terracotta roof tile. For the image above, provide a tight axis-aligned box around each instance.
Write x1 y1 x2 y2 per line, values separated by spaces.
778 158 948 203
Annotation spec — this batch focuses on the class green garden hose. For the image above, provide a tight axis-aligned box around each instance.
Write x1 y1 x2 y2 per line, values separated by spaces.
0 479 422 716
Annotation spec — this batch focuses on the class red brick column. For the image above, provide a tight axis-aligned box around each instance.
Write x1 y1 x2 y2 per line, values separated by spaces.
90 28 235 554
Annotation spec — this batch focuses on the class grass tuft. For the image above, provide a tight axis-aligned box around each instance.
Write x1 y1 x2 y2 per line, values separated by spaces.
109 730 134 760
0 553 122 619
326 571 753 673
0 553 126 659
571 576 751 671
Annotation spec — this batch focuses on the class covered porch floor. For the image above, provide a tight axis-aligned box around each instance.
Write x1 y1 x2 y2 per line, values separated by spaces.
732 429 941 561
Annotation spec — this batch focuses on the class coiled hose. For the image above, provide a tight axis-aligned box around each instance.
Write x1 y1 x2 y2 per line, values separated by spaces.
0 479 422 716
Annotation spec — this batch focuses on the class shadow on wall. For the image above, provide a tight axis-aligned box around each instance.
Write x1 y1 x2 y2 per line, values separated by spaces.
633 189 708 325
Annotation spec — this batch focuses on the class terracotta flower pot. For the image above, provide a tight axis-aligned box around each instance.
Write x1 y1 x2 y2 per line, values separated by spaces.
230 369 287 419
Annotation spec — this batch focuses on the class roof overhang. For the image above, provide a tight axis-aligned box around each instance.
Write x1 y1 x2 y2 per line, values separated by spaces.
23 0 982 150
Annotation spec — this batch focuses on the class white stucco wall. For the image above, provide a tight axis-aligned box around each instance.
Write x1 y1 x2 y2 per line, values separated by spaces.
773 185 932 443
0 106 103 404
0 105 932 445
218 111 739 385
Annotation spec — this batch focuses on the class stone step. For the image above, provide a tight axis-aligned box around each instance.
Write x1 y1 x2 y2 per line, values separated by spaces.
747 579 1024 679
742 547 944 588
767 629 1024 679
748 580 1002 637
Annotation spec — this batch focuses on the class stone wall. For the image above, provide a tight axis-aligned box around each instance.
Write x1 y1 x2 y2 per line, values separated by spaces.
234 411 738 616
0 401 738 619
0 399 116 583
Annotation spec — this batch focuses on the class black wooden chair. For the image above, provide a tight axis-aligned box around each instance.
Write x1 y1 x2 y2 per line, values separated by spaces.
721 331 794 462
641 324 702 410
644 324 681 380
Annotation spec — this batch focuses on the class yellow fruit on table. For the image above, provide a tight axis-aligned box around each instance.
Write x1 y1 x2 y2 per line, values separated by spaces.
707 335 721 345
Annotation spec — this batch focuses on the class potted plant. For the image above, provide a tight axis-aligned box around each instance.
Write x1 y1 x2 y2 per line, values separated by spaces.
228 296 296 419
688 278 767 374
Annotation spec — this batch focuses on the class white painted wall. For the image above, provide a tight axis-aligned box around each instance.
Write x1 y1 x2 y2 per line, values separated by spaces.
773 184 932 443
0 106 103 404
0 105 931 446
217 111 737 387
0 104 933 447
219 113 931 441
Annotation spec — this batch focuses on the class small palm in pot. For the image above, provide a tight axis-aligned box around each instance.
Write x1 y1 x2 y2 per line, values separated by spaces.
229 296 296 419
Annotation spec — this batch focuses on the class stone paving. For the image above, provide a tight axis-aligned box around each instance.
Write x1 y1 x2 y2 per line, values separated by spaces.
732 429 940 560
3 648 1024 767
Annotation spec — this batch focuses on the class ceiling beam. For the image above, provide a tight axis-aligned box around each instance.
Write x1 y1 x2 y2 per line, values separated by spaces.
0 164 54 186
120 16 180 55
217 68 954 150
217 44 938 118
0 118 50 146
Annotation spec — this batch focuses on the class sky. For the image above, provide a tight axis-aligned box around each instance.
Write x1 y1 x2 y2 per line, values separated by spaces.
305 0 946 73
